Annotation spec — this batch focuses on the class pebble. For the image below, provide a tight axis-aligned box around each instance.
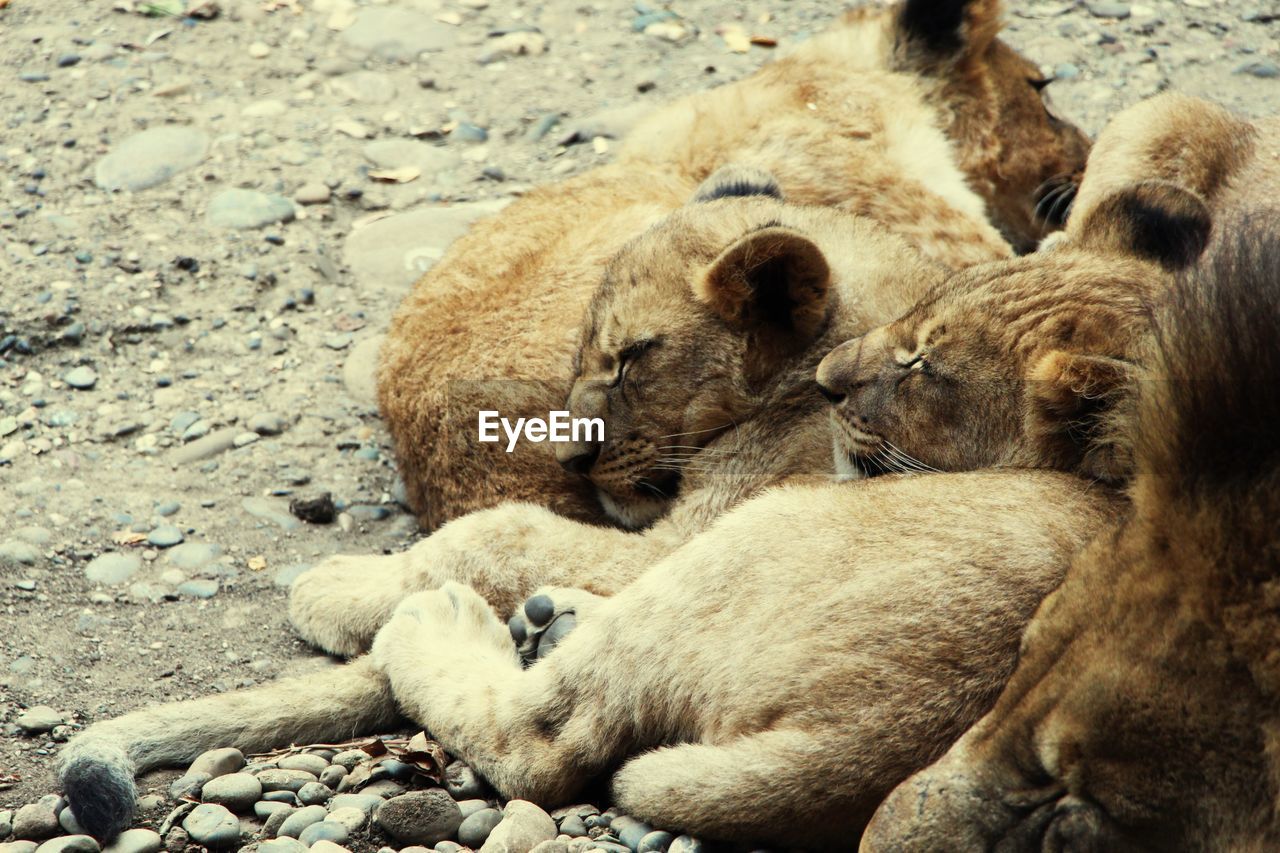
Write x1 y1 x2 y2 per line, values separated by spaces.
330 751 370 771
147 525 184 548
1087 1 1130 17
666 838 702 853
320 765 348 788
85 553 142 584
558 815 588 837
527 843 568 853
610 817 652 850
341 8 457 60
637 831 674 852
263 808 295 838
34 838 98 853
101 828 162 853
94 126 210 192
273 563 312 588
0 541 39 566
233 432 260 448
363 140 460 178
254 801 293 820
309 843 351 853
249 41 272 58
63 366 98 390
243 497 303 531
329 794 383 816
295 183 331 205
58 807 85 835
167 544 223 572
188 747 245 780
1237 60 1280 79
200 772 262 812
181 804 240 848
2 843 38 853
12 803 59 841
298 821 349 847
342 335 383 405
374 791 462 846
278 754 330 776
297 781 333 806
457 800 491 821
208 189 296 229
277 805 328 838
480 801 556 853
257 840 307 853
169 772 211 800
15 705 62 734
325 807 367 833
342 201 508 292
459 809 504 848
178 578 220 598
170 427 239 464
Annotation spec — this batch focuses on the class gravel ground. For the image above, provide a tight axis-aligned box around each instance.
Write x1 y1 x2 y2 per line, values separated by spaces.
0 0 1276 848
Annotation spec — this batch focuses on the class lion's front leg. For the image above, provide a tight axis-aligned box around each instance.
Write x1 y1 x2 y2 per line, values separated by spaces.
372 583 624 805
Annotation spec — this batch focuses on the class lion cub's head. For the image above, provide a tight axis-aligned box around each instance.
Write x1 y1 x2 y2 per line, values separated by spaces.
556 167 934 529
816 180 1213 483
884 0 1094 249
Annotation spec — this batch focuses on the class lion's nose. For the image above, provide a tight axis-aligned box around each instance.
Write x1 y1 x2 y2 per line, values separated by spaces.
558 445 600 476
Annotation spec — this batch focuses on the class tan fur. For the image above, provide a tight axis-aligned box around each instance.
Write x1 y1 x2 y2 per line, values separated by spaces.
860 96 1280 852
292 194 944 657
379 0 1090 531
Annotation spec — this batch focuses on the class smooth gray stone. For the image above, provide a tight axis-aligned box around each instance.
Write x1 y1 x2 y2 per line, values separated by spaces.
276 804 328 838
101 828 162 853
298 821 349 847
200 772 262 812
95 126 209 191
181 803 240 847
84 553 141 585
457 808 502 848
374 791 462 846
207 189 296 229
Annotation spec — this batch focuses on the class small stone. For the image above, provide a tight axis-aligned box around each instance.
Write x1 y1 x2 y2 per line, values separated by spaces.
297 782 333 806
85 552 142 584
1087 1 1129 16
445 762 487 800
0 541 40 566
666 838 702 853
233 432 260 448
102 828 162 853
264 807 295 838
34 837 99 853
374 791 462 846
12 803 59 840
309 843 351 853
167 544 223 572
1054 62 1080 80
1237 60 1280 79
479 801 557 853
325 806 367 833
249 41 272 58
16 705 63 734
298 821 349 847
95 126 210 192
610 817 652 850
181 803 240 848
147 525 184 548
255 801 293 820
170 772 212 800
295 183 331 205
457 800 491 821
558 815 588 837
341 8 457 60
63 366 97 390
278 754 329 776
208 189 296 229
320 765 348 788
277 805 328 838
636 832 673 853
200 772 262 812
243 497 302 531
257 840 307 853
459 809 503 848
1 843 38 853
58 806 86 835
331 751 370 772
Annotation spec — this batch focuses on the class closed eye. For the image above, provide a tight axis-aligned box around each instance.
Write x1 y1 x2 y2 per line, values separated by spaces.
898 354 929 372
613 339 658 387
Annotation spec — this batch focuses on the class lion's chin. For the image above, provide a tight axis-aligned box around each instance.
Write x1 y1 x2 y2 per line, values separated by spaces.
597 489 670 530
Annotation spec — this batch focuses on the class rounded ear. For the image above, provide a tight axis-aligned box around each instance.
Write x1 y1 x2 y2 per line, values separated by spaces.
696 226 831 343
894 0 1003 68
1025 350 1135 482
690 165 783 205
1074 181 1212 271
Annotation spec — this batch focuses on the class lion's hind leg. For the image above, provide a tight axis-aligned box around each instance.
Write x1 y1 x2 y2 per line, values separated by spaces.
611 728 868 847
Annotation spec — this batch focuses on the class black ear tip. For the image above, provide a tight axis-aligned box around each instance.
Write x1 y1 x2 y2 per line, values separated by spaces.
1125 185 1213 270
692 166 783 204
897 0 973 55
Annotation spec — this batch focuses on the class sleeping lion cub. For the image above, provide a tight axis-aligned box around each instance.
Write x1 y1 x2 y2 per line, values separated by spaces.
380 0 1090 530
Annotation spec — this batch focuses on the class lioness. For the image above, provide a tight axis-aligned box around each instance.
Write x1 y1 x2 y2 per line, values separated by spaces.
861 223 1280 853
380 0 1090 530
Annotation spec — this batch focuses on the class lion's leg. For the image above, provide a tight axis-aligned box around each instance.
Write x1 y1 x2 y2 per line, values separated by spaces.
292 502 683 657
371 583 629 804
611 728 865 847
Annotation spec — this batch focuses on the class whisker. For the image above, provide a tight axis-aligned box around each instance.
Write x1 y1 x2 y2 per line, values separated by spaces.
656 423 735 440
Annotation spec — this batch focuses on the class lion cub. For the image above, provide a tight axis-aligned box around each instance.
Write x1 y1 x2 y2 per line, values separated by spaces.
379 0 1091 530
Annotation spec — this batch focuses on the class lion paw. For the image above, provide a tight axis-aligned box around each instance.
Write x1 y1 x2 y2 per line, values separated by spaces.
374 583 514 674
508 587 604 666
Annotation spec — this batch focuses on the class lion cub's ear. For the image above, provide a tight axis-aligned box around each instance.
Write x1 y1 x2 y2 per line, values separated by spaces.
894 0 1003 69
1025 350 1134 483
690 165 784 204
697 227 832 372
1074 181 1212 271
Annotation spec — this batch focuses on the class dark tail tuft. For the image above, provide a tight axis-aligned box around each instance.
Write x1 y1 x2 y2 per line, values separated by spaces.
58 740 138 841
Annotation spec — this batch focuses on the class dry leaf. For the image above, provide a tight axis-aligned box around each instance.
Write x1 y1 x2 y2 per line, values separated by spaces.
111 531 148 546
368 166 421 184
0 0 13 9
247 555 267 571
750 36 777 48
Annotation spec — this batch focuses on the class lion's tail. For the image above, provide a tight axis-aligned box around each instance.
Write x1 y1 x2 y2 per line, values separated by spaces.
59 655 399 841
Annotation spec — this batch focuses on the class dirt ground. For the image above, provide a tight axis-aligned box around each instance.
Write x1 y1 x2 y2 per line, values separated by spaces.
1 0 1276 837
